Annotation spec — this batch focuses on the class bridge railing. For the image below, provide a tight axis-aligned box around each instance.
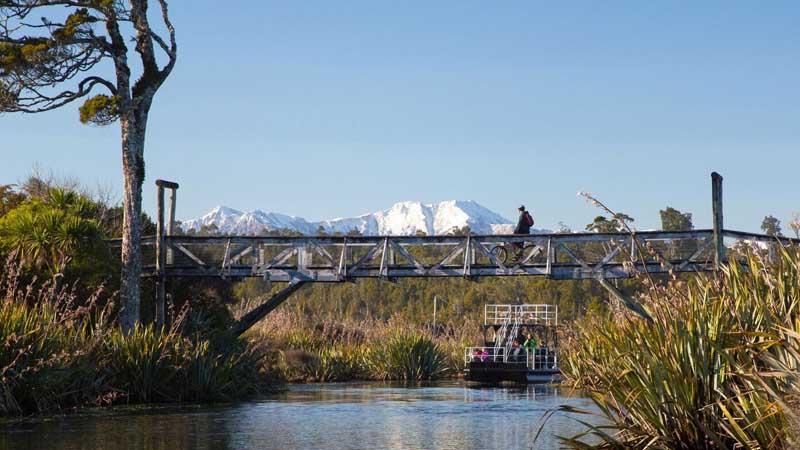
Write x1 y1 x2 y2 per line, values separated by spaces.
114 229 798 281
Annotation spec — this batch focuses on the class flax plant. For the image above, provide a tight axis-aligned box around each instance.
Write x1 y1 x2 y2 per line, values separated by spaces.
558 247 800 449
0 261 272 416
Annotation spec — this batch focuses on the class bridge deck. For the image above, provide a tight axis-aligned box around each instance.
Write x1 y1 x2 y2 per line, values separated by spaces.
130 229 792 282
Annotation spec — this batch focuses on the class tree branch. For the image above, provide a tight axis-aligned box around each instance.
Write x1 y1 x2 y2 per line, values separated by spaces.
3 75 115 113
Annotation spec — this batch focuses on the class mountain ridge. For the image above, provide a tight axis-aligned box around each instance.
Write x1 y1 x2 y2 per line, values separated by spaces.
181 200 526 236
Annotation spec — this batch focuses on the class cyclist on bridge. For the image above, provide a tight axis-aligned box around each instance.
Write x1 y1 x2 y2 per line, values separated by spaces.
512 205 534 260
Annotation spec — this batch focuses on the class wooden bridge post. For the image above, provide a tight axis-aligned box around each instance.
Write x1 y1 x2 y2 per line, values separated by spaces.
711 172 724 268
154 179 179 329
154 182 165 328
166 185 177 265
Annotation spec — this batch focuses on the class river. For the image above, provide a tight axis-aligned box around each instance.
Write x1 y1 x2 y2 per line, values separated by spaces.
0 382 604 450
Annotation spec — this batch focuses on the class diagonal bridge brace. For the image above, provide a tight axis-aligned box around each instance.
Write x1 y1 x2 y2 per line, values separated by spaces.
231 279 308 336
597 277 653 322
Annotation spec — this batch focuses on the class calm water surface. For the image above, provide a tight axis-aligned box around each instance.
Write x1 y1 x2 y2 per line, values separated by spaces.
0 382 602 450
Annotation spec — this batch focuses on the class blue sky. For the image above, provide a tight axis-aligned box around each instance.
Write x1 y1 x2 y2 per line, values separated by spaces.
1 1 798 232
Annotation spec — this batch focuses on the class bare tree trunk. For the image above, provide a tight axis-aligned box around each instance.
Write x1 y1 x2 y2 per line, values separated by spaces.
119 113 145 332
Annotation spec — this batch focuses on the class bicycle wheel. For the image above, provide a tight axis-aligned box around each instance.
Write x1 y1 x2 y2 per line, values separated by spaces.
490 245 508 265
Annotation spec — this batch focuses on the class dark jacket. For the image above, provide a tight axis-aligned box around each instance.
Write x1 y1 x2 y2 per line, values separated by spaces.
514 211 533 234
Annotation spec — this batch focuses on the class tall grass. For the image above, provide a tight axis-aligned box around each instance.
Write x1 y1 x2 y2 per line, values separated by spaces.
558 246 800 449
0 263 273 416
239 307 482 382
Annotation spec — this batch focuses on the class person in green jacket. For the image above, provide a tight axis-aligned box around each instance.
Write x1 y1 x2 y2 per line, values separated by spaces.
523 333 537 352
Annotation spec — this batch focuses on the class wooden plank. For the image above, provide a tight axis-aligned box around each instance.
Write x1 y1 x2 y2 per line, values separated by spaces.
597 277 653 321
557 242 591 271
156 260 716 281
221 238 232 272
230 279 307 336
348 241 383 274
634 236 673 270
428 242 466 275
155 184 166 328
379 238 389 278
173 243 207 267
677 237 713 270
309 240 337 267
264 247 296 269
463 236 472 277
154 229 715 246
228 245 254 265
712 172 724 268
338 238 348 278
512 238 547 269
593 237 629 271
155 179 180 190
389 240 425 271
473 240 507 271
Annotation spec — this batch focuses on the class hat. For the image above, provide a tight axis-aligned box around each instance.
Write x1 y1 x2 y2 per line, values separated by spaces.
518 205 525 211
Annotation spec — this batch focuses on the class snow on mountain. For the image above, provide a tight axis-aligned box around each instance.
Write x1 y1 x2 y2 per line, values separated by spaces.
182 200 520 236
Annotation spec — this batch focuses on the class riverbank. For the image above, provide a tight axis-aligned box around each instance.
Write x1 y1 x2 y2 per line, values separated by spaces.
0 266 276 417
241 309 484 382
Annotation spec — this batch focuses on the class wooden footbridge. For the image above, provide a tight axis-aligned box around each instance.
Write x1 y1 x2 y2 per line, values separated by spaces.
134 174 797 334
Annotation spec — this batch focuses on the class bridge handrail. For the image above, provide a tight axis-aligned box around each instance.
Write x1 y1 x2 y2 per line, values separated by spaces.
107 228 800 246
112 229 710 244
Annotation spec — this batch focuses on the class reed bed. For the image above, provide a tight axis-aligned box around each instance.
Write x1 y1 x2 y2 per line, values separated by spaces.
237 306 482 383
0 264 273 416
557 246 800 449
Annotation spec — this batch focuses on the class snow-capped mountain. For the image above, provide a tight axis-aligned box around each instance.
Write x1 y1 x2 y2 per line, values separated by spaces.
182 200 520 236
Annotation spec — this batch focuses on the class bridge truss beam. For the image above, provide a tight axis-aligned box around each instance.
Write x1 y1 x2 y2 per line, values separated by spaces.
132 229 791 283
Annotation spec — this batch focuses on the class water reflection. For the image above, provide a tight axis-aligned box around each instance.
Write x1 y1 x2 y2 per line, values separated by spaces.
1 382 601 450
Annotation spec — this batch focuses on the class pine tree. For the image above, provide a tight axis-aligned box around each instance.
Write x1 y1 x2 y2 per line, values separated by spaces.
761 215 783 237
659 207 693 231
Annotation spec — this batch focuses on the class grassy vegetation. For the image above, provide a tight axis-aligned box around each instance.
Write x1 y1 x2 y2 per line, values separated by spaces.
237 307 483 383
558 246 800 449
0 264 276 417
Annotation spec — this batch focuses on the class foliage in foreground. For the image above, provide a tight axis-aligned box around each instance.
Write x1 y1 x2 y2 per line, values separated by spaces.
0 266 273 416
559 246 800 449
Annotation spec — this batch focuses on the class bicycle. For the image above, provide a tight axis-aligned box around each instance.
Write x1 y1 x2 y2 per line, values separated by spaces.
489 240 536 265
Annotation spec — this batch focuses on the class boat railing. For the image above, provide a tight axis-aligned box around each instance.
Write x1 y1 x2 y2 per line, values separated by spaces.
484 304 557 326
464 346 558 371
527 347 558 371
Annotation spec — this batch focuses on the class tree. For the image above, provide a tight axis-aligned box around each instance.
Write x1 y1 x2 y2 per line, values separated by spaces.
659 207 693 231
1 1 177 331
761 215 782 237
586 214 633 233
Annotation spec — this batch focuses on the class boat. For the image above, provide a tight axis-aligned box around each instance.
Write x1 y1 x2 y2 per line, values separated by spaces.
464 304 560 384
